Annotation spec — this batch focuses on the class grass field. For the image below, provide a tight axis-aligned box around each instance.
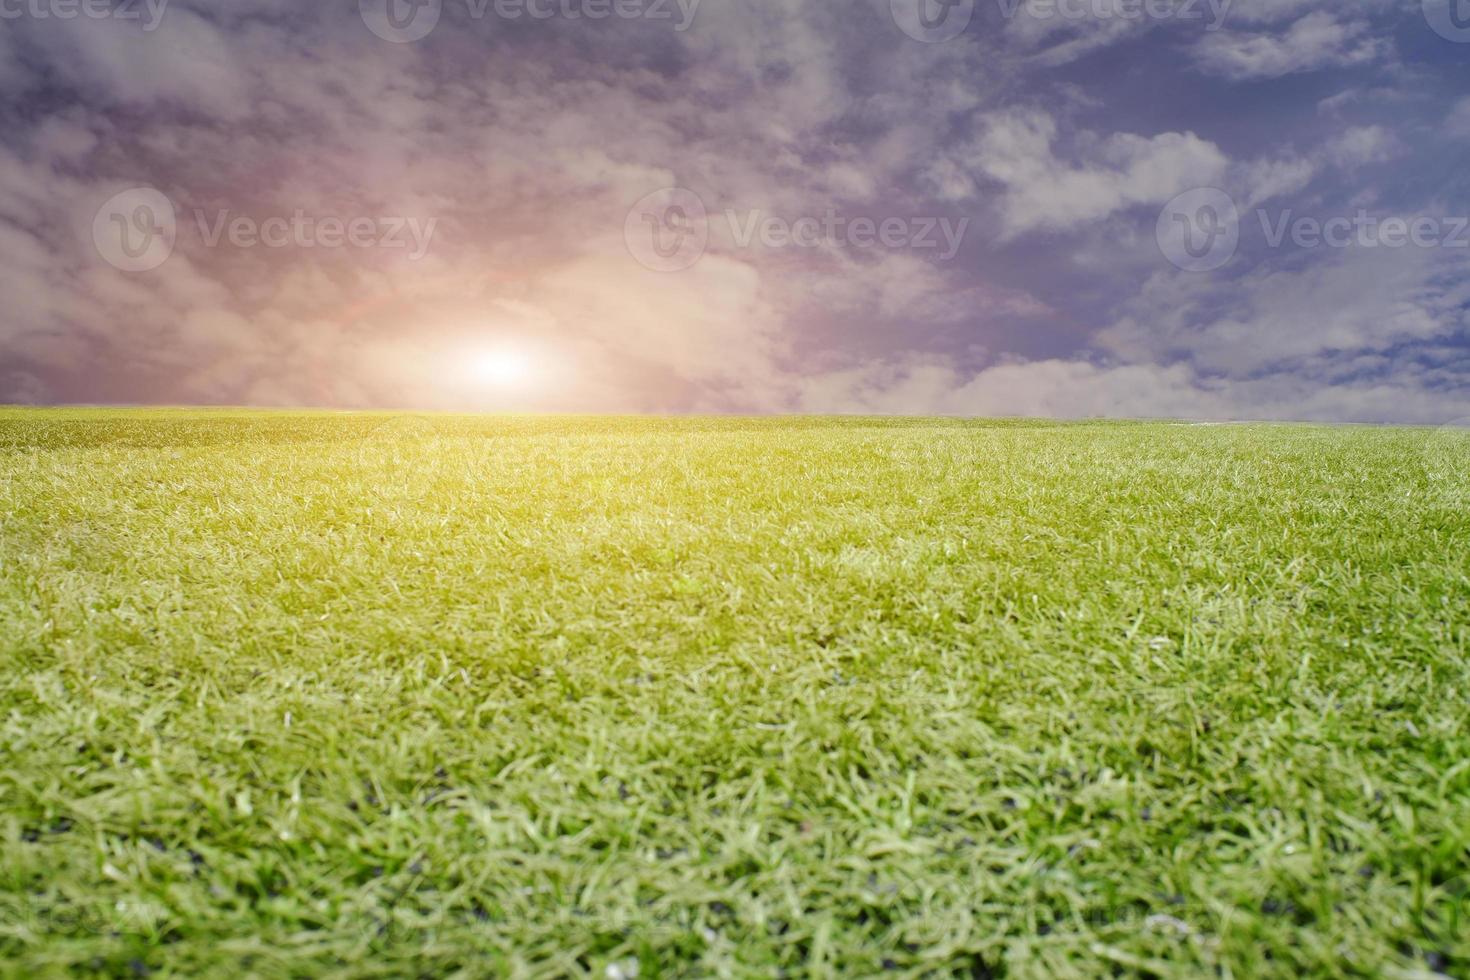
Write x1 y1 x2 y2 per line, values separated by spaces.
1 411 1467 978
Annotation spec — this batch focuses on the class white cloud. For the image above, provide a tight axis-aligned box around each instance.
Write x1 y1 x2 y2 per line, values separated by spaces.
1221 0 1397 25
797 354 1470 424
19 9 251 119
1235 155 1317 207
1324 125 1401 168
1448 98 1470 140
1192 12 1387 80
1096 245 1470 377
993 0 1400 69
961 111 1229 238
0 0 1462 423
1004 0 1146 68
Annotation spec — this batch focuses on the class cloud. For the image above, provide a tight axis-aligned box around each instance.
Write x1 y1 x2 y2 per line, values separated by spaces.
1002 0 1150 67
1324 125 1401 168
0 0 1465 422
1192 12 1388 80
994 0 1400 68
796 355 1470 424
1096 245 1470 377
15 8 251 119
960 111 1229 238
1235 155 1317 207
1229 125 1405 214
1448 98 1470 141
796 356 1216 419
1221 0 1397 25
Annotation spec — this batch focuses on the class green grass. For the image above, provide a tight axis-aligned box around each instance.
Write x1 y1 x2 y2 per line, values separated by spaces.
1 410 1467 978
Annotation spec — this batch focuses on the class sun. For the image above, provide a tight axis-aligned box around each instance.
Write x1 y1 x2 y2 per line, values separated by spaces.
469 348 534 388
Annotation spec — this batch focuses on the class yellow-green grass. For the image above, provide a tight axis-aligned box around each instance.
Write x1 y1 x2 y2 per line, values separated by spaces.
1 411 1467 977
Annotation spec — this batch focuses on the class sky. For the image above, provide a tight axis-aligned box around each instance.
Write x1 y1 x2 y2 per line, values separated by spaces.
1 0 1468 420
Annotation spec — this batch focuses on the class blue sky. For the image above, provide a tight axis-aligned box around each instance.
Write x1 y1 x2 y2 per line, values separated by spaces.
1 0 1468 420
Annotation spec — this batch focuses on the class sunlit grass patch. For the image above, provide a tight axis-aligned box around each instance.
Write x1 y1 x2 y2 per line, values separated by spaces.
1 411 1467 977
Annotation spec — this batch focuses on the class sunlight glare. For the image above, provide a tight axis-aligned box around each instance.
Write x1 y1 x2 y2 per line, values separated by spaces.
470 349 535 389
